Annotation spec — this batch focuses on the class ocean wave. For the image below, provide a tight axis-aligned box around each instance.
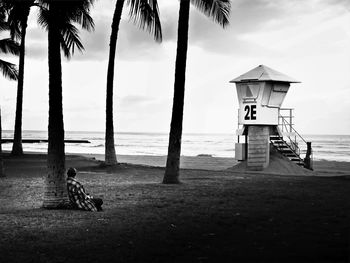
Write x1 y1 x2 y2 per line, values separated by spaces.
2 131 349 161
91 144 104 148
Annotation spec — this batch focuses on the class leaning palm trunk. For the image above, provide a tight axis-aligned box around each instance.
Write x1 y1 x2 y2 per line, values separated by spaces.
11 13 29 156
163 0 190 184
42 19 67 208
0 108 4 177
104 0 125 166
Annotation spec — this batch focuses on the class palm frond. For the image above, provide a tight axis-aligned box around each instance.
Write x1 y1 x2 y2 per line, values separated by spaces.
47 0 95 31
7 1 34 40
59 22 84 59
0 21 9 31
37 0 94 58
73 9 94 31
127 0 162 42
0 2 9 31
0 38 20 55
0 7 9 32
70 1 95 31
7 9 21 40
0 58 18 80
190 0 231 28
37 5 49 30
58 33 71 59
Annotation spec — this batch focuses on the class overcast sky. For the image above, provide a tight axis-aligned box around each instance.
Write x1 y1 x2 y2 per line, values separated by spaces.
0 0 349 135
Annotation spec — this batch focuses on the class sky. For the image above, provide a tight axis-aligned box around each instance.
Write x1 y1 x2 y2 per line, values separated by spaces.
0 0 349 135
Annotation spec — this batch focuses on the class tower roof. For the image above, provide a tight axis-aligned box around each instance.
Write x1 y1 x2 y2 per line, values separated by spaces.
230 65 300 83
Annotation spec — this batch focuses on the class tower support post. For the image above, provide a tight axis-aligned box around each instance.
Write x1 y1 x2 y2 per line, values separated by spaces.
247 126 270 171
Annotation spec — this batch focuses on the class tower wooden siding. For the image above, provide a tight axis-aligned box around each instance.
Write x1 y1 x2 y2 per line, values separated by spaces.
247 126 270 170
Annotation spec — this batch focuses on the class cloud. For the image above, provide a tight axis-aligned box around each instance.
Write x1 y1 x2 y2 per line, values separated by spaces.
73 8 167 61
123 0 292 58
325 0 350 9
118 95 155 110
185 0 299 55
18 0 350 62
110 20 165 61
181 0 350 57
73 15 110 61
26 42 46 59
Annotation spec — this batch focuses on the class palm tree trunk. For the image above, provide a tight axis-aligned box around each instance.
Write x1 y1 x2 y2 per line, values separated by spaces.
43 16 67 208
163 0 190 184
105 0 125 166
11 14 29 156
0 108 4 177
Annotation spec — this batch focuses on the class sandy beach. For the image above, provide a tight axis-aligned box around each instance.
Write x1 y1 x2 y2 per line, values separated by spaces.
85 153 350 176
0 152 349 262
84 153 238 171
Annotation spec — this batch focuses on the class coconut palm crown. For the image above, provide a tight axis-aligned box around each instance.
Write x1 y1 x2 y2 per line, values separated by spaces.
37 0 95 208
104 0 162 166
0 4 19 81
163 0 231 184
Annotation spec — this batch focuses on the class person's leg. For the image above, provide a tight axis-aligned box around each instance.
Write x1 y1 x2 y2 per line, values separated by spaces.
91 198 103 211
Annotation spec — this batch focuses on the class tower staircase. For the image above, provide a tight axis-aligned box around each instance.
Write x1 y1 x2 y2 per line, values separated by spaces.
270 135 305 167
270 108 313 170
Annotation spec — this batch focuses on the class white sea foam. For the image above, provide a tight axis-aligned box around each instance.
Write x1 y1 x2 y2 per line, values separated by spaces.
2 131 350 162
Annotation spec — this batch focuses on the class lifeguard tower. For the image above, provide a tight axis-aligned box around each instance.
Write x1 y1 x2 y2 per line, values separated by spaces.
230 65 312 171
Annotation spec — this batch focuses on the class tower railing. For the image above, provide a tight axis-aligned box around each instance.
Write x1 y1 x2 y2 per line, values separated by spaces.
235 108 313 170
278 108 313 169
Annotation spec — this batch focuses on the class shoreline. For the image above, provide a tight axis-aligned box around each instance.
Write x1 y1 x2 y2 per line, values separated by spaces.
2 132 350 163
83 153 350 177
82 153 238 171
3 151 350 176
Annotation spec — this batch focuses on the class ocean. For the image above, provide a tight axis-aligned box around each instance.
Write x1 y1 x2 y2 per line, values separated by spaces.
1 130 350 162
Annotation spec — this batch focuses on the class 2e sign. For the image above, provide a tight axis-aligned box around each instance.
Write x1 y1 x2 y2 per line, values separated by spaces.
244 105 257 120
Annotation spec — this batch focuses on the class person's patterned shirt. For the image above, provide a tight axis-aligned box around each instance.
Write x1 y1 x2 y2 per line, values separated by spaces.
67 177 97 211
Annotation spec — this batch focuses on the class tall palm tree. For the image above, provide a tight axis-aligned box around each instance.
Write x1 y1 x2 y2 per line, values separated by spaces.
163 0 231 184
37 0 95 208
0 4 20 178
0 4 19 81
5 0 36 156
104 0 162 165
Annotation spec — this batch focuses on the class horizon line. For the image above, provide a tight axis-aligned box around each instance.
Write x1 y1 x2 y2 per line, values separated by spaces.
2 130 350 137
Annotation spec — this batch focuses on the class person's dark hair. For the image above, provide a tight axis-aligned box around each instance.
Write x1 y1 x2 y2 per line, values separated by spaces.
67 167 77 177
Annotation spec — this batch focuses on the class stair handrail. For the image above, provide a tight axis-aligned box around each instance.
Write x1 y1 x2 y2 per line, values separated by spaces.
279 112 308 145
278 108 294 133
278 109 313 170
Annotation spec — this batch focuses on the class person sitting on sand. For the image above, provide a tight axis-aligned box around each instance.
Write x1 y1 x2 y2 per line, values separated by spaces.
66 167 103 212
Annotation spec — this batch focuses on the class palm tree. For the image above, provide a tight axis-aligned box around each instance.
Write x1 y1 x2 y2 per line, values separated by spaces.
163 0 231 184
0 4 19 81
104 0 162 165
5 0 36 156
0 4 20 178
37 0 95 208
